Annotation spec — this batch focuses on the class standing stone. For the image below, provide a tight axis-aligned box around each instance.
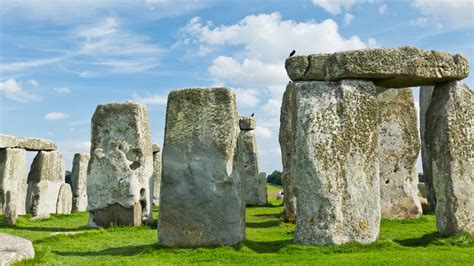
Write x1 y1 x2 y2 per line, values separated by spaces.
420 86 436 210
237 116 264 206
70 153 90 212
279 86 297 222
257 172 268 205
0 148 27 215
56 183 72 215
26 151 64 217
158 88 244 247
426 81 473 235
5 191 16 225
151 144 161 206
87 102 153 227
377 88 422 219
281 80 380 246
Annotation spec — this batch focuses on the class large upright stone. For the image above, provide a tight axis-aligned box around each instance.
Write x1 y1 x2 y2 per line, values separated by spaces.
70 153 90 212
158 88 244 247
0 134 56 151
377 88 422 219
285 47 469 88
26 151 64 216
238 116 264 206
0 148 27 215
87 102 153 227
56 183 72 215
420 86 436 210
425 81 473 235
281 80 380 245
279 86 297 222
257 172 268 205
4 191 16 225
151 144 161 206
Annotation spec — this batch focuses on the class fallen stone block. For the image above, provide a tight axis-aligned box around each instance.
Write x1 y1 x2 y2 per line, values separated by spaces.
0 233 35 265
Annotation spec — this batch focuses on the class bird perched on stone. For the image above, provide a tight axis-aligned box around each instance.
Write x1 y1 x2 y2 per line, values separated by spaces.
289 50 296 57
251 113 254 117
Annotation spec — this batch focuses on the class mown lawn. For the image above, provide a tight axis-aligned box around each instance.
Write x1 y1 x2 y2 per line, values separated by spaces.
1 184 472 265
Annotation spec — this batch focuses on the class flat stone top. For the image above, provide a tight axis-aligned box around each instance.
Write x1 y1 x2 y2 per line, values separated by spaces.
285 46 469 88
239 116 256 130
0 233 35 265
0 134 56 151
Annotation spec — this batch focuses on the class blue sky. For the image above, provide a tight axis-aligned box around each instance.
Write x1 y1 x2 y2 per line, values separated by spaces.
1 0 473 173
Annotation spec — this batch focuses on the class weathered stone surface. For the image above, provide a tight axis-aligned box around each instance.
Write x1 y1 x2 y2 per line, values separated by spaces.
87 102 153 227
420 86 436 210
4 191 16 225
151 145 161 206
88 203 142 228
426 81 473 235
281 80 380 245
279 85 297 222
0 148 27 215
257 172 268 205
0 233 34 265
237 128 261 206
0 134 56 151
285 47 469 88
56 183 72 215
70 153 90 212
239 116 256 130
377 88 422 219
158 88 244 247
152 144 161 153
26 151 64 216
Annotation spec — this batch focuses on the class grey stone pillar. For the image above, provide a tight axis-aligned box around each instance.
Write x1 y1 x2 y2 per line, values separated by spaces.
71 153 90 212
158 88 244 247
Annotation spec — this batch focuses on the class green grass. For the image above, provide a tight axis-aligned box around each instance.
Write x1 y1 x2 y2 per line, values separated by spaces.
1 185 472 265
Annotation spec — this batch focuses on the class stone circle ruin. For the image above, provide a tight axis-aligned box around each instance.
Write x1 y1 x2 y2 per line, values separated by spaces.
0 46 471 255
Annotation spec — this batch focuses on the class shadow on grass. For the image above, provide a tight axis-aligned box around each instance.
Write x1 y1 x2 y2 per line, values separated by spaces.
0 223 88 232
245 239 293 253
246 220 281 228
53 243 157 257
395 232 440 247
252 213 281 219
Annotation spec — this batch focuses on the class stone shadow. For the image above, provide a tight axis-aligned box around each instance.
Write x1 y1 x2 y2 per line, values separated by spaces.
395 232 440 247
244 239 293 253
53 243 157 257
246 220 281 228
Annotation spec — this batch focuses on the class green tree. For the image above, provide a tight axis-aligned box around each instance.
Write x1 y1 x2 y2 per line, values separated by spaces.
267 170 282 185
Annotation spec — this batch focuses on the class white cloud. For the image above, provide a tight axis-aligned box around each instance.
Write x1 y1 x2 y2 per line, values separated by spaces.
379 4 387 15
0 79 41 103
28 79 39 86
179 12 374 173
55 87 71 94
411 0 474 27
131 91 167 105
1 0 214 22
44 112 69 120
56 140 91 170
344 13 354 25
410 17 429 27
255 126 272 139
235 88 260 108
0 57 63 72
2 17 162 75
311 0 366 15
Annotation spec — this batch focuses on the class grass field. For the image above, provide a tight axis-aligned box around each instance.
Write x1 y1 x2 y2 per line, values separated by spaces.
1 184 473 265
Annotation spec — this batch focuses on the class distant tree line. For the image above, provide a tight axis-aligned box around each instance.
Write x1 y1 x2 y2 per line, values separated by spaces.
266 170 282 186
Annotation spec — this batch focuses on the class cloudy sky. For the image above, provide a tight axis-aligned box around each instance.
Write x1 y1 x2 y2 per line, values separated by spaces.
1 0 473 173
